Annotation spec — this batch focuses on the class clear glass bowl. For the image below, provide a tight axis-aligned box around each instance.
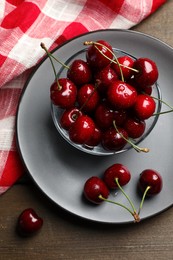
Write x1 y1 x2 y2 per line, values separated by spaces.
51 48 162 156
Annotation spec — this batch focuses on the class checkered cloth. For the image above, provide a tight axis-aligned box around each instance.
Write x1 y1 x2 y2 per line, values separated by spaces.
0 0 166 195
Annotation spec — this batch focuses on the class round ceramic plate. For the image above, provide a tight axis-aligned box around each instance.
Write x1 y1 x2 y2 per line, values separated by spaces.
16 29 173 224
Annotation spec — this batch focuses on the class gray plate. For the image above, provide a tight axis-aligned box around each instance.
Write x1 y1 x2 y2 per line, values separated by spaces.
16 29 173 224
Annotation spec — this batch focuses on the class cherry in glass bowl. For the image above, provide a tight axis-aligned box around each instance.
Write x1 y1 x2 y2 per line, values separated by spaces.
51 48 162 156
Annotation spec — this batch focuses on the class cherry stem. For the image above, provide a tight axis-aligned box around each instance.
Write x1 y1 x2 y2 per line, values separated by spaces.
112 120 149 153
152 95 173 116
83 41 139 74
40 42 69 70
79 84 99 112
138 186 151 215
115 178 136 214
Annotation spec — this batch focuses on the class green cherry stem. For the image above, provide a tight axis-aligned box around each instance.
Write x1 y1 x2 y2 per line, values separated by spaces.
113 120 149 153
115 178 137 214
152 95 173 116
138 186 151 215
40 42 69 70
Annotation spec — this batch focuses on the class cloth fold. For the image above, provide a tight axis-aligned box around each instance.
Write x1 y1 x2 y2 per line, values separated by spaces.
0 0 166 195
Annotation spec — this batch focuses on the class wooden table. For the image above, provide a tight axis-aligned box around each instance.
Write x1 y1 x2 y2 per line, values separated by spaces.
1 1 173 259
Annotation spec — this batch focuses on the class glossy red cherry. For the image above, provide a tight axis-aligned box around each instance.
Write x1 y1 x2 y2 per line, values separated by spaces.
123 116 146 138
60 107 82 130
69 115 95 144
17 208 43 236
112 55 134 80
101 127 128 151
103 163 131 189
113 109 127 126
95 65 118 94
133 58 159 88
50 78 77 109
138 169 163 196
95 102 114 130
133 94 156 120
67 59 92 86
107 80 137 110
85 125 102 147
86 40 113 70
77 83 100 113
84 176 109 204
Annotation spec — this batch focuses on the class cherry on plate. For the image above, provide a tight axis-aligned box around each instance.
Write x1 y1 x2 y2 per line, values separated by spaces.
103 163 131 189
84 176 109 204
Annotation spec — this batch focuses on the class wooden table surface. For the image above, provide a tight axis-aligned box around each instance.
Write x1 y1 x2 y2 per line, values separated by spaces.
1 1 173 259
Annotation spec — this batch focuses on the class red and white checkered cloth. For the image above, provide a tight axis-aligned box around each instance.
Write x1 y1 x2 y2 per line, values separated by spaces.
0 0 166 195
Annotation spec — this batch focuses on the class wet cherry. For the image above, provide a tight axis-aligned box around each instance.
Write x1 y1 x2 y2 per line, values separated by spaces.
101 126 128 151
50 79 77 109
67 59 92 86
84 176 109 204
112 55 134 80
86 40 114 70
103 163 131 189
94 102 114 130
123 116 146 138
69 115 95 144
107 80 137 110
138 169 163 196
133 94 156 120
85 125 102 147
60 107 82 130
133 58 159 88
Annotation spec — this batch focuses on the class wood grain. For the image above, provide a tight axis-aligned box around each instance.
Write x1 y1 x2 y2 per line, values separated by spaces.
1 1 173 259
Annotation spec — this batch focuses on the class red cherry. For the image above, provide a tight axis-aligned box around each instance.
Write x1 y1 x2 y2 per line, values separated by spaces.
101 127 128 151
123 116 146 139
95 65 118 94
84 176 109 204
17 208 43 236
86 40 113 70
133 58 159 88
69 115 95 144
94 102 114 130
107 80 137 110
133 94 156 120
113 109 127 126
85 125 102 147
112 55 134 80
103 163 131 189
60 107 82 130
138 169 163 196
67 59 92 86
50 78 77 109
77 84 100 113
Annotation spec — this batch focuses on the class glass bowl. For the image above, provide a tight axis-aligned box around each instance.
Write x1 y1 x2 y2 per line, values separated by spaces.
51 48 162 156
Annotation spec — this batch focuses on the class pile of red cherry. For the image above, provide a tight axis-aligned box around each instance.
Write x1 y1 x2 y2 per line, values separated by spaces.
47 40 159 152
83 164 163 222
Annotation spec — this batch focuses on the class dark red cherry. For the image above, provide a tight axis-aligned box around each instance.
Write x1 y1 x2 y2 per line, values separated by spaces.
101 127 128 151
67 59 92 86
60 107 82 130
107 81 137 110
85 125 102 147
133 94 156 120
84 176 109 204
17 208 43 236
69 115 95 144
86 40 113 70
123 116 146 138
95 65 118 94
50 78 77 109
103 163 131 189
112 55 134 80
77 84 100 113
138 169 163 196
95 102 114 130
113 109 127 126
133 58 159 88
